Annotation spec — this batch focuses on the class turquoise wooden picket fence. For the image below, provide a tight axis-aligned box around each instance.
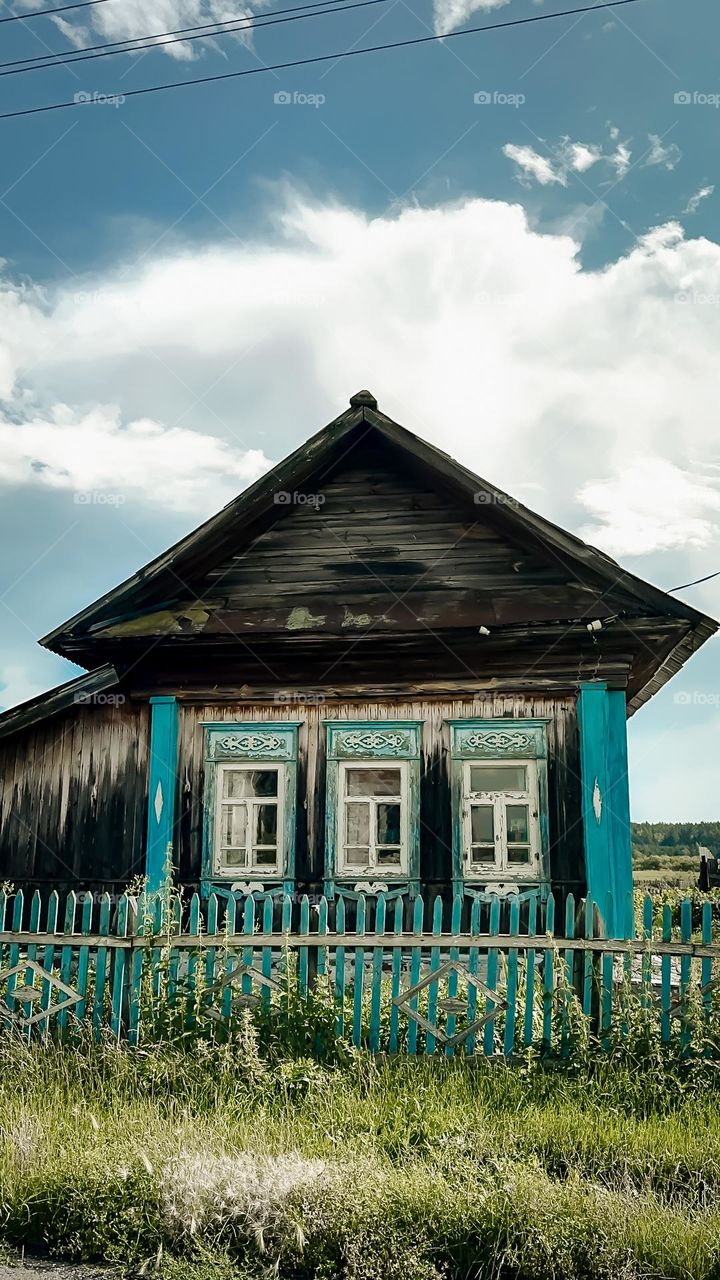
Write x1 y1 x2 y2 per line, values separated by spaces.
1 886 719 1056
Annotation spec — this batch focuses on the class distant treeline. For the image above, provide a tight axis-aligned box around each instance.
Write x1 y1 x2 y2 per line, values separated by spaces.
632 822 720 863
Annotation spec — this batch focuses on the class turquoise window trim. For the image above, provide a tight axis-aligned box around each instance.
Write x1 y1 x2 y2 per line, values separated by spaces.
447 718 550 898
201 722 300 897
323 720 422 899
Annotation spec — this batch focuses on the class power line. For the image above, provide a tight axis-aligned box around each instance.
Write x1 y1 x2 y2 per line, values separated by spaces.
669 570 720 593
0 0 656 121
0 0 381 75
0 0 112 23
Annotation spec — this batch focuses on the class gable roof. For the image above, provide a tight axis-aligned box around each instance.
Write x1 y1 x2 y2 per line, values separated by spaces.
36 390 716 715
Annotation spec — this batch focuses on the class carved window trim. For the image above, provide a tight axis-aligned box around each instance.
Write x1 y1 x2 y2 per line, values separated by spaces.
323 720 422 897
202 722 300 894
447 719 550 893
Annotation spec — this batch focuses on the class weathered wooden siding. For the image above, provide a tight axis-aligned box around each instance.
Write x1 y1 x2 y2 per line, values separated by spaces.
176 694 583 893
0 701 149 894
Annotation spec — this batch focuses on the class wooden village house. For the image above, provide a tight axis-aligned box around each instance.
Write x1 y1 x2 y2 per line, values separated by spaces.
0 391 716 938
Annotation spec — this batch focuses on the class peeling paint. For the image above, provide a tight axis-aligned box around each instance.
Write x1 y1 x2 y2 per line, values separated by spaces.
342 608 373 628
286 606 326 631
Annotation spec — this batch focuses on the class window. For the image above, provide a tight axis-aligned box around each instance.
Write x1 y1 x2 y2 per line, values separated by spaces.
323 721 422 895
202 723 299 893
338 762 408 874
463 760 540 877
215 763 282 875
448 719 549 893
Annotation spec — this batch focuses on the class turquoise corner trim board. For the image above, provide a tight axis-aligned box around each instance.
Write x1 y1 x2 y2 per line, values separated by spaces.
577 683 633 939
201 722 300 897
447 719 550 899
144 696 179 894
323 720 422 899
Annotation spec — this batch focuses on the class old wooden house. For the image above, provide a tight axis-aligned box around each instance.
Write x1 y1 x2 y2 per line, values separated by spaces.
0 391 715 935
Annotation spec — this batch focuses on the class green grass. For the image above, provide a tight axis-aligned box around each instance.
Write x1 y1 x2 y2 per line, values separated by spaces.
2 1030 720 1279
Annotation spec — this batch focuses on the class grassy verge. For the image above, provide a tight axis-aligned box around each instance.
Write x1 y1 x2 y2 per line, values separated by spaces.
1 1027 720 1280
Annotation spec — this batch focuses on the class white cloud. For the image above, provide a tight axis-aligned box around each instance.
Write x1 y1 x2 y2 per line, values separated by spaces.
645 133 682 171
0 404 270 509
609 142 632 178
432 0 509 35
684 185 714 215
567 143 602 173
502 143 566 186
2 194 720 574
504 131 633 187
579 460 720 556
14 0 262 60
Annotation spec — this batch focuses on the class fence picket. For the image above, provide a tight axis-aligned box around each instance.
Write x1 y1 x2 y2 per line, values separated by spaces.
582 896 594 1021
75 891 93 1024
369 895 385 1053
406 895 424 1056
317 896 329 982
92 892 112 1036
702 901 713 1038
661 903 672 1044
425 895 444 1056
523 895 537 1049
335 896 346 1040
388 896 403 1053
503 895 521 1057
56 892 76 1035
110 896 129 1039
680 897 692 1056
352 894 366 1048
6 891 24 1019
483 895 501 1057
298 895 310 997
561 893 575 1057
185 892 202 1028
542 892 555 1051
600 892 614 1046
40 891 59 1035
261 896 274 1011
445 895 463 1057
465 895 482 1055
641 895 653 1012
128 894 145 1045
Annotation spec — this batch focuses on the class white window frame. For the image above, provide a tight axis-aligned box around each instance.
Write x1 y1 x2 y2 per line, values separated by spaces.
213 761 285 878
461 758 541 880
337 759 409 877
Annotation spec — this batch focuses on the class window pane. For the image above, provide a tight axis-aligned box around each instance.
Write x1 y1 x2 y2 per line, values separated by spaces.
377 802 401 845
507 846 531 864
222 847 247 868
346 802 370 847
254 803 278 846
345 847 368 866
223 769 278 799
255 847 278 867
346 767 401 797
470 805 494 844
378 847 401 866
469 765 527 793
506 804 529 844
470 847 495 865
221 804 247 849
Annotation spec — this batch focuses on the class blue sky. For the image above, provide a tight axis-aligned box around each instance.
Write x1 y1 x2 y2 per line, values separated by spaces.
0 0 719 819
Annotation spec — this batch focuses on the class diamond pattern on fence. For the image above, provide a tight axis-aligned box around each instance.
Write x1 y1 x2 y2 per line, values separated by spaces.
0 960 81 1028
393 957 508 1049
201 961 281 1020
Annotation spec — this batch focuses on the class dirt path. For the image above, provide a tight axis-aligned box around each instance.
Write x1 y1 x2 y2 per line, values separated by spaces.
0 1262 118 1280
